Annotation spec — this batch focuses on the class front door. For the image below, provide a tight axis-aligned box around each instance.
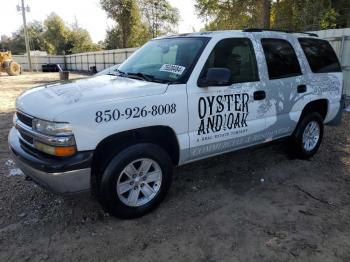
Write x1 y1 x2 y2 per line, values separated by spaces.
186 37 268 161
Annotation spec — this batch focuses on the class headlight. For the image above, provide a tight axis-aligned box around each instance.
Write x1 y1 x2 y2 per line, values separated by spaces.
32 119 73 136
31 119 76 156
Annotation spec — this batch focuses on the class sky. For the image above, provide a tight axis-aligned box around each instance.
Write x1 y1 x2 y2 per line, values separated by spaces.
0 0 205 43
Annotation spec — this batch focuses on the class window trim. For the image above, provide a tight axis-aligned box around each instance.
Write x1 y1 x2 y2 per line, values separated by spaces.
197 37 260 87
298 37 342 74
261 38 303 80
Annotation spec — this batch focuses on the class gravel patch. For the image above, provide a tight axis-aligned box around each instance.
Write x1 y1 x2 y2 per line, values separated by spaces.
1 73 350 261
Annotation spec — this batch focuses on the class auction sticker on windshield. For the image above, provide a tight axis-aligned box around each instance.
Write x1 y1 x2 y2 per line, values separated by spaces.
159 64 186 75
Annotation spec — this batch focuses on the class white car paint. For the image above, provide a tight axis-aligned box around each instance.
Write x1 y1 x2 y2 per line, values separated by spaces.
15 30 343 165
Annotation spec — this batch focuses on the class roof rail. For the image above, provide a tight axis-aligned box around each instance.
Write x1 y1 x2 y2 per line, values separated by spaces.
242 28 318 37
299 32 319 37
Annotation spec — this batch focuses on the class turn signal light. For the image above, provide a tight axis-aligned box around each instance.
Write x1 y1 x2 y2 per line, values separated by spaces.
34 141 77 157
55 146 77 157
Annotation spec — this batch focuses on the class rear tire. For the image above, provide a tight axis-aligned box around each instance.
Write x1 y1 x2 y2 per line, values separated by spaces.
290 112 324 159
6 61 21 76
99 143 173 219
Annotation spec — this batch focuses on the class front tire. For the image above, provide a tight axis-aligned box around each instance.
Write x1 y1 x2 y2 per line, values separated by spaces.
290 112 324 159
99 143 173 219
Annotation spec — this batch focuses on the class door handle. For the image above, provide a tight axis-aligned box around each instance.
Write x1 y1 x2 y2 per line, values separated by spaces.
253 90 266 100
297 84 307 93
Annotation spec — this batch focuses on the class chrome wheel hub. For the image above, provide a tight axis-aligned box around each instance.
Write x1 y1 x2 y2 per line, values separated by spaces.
116 158 162 207
302 121 320 152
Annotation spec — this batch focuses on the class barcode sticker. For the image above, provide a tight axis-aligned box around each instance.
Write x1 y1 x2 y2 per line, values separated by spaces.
159 64 186 75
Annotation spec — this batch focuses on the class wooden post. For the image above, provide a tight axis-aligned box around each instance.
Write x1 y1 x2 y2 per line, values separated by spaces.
63 54 67 70
21 0 32 72
87 53 89 71
103 52 106 69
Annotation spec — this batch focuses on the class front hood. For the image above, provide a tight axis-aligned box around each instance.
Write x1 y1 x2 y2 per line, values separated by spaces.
16 75 168 120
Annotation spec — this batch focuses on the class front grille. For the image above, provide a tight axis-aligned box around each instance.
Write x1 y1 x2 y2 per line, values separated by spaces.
19 130 34 144
16 111 34 147
16 111 33 127
19 138 40 156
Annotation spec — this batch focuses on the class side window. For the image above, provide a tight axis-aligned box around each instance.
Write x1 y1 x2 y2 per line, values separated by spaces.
261 38 302 79
298 38 341 73
199 38 259 85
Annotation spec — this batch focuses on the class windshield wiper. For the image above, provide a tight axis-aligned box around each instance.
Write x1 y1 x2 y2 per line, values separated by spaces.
112 70 171 84
126 72 155 82
111 70 152 82
128 72 177 84
114 69 128 76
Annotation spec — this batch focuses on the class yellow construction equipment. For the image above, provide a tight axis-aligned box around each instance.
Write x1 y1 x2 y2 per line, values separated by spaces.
0 51 21 76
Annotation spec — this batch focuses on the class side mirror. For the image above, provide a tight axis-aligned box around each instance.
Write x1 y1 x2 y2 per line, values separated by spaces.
198 68 231 87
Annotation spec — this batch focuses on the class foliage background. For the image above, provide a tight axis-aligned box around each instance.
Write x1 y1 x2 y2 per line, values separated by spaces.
1 0 349 54
195 0 350 32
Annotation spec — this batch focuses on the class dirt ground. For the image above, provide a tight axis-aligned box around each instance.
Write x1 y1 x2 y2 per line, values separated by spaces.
0 73 350 262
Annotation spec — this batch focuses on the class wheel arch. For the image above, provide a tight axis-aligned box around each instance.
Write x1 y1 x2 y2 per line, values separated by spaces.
91 125 180 195
300 99 328 121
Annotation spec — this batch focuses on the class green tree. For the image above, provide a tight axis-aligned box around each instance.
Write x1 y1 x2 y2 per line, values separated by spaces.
100 0 147 48
42 13 70 54
42 13 101 54
139 0 180 37
331 0 350 28
271 0 347 31
2 14 102 55
105 23 151 49
194 0 260 30
104 26 123 49
67 28 101 54
196 0 348 32
320 8 338 29
27 21 47 52
0 21 46 54
0 32 26 54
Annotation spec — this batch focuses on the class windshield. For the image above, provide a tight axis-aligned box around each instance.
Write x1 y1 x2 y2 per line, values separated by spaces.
118 37 210 83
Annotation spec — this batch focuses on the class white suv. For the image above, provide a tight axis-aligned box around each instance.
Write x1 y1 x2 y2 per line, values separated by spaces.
9 29 344 218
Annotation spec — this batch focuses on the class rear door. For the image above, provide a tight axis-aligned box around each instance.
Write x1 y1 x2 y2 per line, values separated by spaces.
256 36 309 138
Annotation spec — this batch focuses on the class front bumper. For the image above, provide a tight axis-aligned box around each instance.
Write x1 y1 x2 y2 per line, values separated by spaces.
8 127 93 195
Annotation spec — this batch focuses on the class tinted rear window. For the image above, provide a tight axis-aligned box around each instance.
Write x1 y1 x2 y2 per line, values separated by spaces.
261 38 302 79
298 38 341 73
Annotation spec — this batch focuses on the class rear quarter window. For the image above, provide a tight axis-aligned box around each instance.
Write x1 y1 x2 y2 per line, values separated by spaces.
298 38 342 73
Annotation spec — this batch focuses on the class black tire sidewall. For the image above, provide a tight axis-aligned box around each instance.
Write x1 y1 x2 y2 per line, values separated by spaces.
293 112 324 158
99 143 173 219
